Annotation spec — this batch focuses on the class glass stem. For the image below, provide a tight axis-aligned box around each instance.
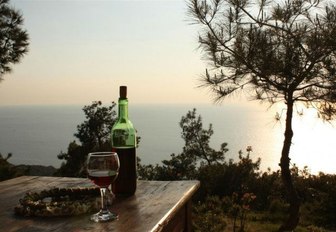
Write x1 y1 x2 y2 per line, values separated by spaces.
100 187 108 212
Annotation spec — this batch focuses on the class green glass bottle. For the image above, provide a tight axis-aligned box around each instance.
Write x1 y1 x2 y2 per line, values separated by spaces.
111 86 137 196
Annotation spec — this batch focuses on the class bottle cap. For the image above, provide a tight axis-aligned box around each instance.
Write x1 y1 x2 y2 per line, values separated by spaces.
120 86 127 99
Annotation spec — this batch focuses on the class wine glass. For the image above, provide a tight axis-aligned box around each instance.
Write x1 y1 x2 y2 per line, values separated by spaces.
87 152 119 222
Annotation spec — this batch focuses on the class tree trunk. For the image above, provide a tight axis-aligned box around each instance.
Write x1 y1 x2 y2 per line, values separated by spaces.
278 97 301 232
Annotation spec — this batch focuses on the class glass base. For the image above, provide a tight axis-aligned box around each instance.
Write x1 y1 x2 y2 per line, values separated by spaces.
90 210 118 222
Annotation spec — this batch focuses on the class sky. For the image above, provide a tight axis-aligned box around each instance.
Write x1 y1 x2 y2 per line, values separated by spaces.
2 0 336 174
0 0 214 106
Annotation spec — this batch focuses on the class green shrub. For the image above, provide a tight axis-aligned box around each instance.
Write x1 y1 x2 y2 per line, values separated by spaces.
193 195 227 232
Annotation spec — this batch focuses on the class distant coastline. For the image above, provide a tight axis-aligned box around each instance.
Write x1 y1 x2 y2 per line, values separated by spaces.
15 164 57 176
0 155 57 181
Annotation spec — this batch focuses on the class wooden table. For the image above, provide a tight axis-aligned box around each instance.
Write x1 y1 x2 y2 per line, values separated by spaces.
0 176 200 232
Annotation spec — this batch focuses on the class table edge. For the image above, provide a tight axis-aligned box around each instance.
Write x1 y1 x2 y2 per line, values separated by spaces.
151 180 200 232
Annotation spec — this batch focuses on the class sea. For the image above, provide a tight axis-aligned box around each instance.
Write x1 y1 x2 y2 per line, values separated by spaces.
0 103 335 175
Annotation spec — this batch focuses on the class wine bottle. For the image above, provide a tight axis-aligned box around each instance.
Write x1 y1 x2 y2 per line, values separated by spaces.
111 86 137 196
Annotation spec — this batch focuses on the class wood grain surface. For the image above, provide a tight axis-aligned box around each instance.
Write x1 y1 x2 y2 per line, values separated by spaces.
0 176 199 232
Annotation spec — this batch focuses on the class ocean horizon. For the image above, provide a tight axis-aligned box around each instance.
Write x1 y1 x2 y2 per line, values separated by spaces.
1 103 335 174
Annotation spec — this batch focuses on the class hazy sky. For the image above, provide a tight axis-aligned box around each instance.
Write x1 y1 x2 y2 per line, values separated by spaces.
0 0 213 106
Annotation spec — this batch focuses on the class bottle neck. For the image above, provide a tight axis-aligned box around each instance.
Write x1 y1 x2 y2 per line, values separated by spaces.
118 98 128 120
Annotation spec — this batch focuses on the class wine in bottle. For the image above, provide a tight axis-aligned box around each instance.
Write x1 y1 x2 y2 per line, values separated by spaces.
111 86 137 196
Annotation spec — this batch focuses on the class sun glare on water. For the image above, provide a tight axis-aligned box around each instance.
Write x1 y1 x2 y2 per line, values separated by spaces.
287 107 336 175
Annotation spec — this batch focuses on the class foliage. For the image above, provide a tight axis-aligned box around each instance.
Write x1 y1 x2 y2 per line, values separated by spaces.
74 101 116 150
297 172 336 229
0 0 29 81
187 0 336 230
196 151 260 200
180 108 228 165
56 141 87 177
56 101 117 177
224 192 257 232
138 153 197 181
187 0 336 115
193 195 227 232
138 108 228 181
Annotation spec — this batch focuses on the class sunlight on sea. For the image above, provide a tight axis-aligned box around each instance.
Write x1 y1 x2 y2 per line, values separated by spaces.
290 107 336 174
261 103 336 175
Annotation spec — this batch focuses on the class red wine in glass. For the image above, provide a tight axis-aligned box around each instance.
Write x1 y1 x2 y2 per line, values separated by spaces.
88 170 118 188
87 152 119 222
